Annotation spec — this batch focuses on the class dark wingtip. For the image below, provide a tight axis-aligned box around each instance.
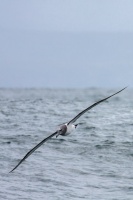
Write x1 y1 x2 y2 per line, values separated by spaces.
120 86 128 92
115 86 128 94
9 169 14 173
9 167 16 173
9 160 22 173
123 86 128 89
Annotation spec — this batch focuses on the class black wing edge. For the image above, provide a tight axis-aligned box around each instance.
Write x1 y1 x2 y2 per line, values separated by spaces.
9 131 58 173
68 86 127 125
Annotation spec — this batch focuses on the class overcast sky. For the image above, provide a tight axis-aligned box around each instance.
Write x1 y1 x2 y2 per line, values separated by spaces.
0 0 133 88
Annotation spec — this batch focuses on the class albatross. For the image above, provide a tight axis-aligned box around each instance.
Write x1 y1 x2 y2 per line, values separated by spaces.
10 87 127 173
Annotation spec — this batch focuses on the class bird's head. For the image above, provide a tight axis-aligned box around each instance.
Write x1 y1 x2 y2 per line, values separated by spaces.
75 124 78 128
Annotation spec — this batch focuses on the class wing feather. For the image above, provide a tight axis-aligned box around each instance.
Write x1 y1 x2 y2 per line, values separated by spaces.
9 131 58 173
68 87 127 125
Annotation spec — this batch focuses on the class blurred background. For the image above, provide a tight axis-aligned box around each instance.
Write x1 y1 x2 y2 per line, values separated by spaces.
0 0 133 88
0 2 133 200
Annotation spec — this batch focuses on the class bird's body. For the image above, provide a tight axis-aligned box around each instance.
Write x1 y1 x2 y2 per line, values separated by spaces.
9 87 127 173
58 123 77 137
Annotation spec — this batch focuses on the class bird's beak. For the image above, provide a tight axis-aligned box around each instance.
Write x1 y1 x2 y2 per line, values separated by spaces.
75 124 78 128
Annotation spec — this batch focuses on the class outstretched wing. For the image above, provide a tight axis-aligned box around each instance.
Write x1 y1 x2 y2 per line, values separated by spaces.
9 131 58 173
68 87 127 125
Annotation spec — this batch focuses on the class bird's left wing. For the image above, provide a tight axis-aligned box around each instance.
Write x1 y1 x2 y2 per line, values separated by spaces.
67 87 127 125
9 131 58 173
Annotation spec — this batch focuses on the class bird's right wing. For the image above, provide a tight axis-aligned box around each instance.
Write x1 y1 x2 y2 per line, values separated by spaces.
67 87 127 125
9 131 58 173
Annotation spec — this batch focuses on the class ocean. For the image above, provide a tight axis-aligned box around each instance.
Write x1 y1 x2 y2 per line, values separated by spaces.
0 88 133 200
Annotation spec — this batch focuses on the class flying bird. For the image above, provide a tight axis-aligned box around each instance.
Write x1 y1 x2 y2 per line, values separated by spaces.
10 87 127 173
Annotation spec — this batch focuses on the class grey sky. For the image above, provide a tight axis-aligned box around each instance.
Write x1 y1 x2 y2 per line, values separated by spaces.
0 0 133 88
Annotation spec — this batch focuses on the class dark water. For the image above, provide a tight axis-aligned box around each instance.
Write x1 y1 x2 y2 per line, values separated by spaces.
0 88 133 200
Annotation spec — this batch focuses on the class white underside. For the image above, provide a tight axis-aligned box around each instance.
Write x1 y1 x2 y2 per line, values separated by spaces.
66 124 76 135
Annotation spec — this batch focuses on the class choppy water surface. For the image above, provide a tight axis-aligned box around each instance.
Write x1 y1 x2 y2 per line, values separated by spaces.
0 88 133 200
